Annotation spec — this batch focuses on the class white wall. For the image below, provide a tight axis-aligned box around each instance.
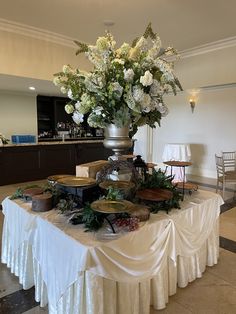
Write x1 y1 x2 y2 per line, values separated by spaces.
0 30 90 80
152 86 236 178
142 42 236 179
175 46 236 89
0 92 37 140
133 125 148 160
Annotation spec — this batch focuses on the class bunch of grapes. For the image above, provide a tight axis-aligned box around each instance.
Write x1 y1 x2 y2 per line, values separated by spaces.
114 217 140 231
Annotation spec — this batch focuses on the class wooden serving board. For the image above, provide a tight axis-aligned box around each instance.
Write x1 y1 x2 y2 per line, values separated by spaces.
136 188 173 201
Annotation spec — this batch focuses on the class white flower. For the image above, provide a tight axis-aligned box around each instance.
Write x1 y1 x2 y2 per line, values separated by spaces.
148 36 162 59
110 82 123 99
53 77 61 86
112 58 125 65
135 36 148 52
155 102 169 116
150 79 161 97
153 36 162 50
96 76 105 88
165 47 176 56
124 68 134 82
140 70 153 87
72 111 84 124
67 89 74 100
93 106 103 115
96 36 110 51
60 86 67 94
0 133 9 144
132 86 144 102
64 104 74 114
116 43 130 57
148 47 159 59
62 65 71 74
74 94 95 114
129 47 140 60
161 107 169 117
162 71 175 82
140 94 151 112
155 59 174 81
150 99 158 110
74 101 81 111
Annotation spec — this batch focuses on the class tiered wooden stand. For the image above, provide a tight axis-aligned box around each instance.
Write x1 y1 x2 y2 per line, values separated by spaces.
164 161 198 199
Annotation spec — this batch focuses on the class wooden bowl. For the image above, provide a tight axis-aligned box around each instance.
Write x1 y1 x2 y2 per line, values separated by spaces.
23 187 44 198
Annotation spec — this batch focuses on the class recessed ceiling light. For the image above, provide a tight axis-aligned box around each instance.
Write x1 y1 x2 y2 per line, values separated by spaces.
103 20 115 27
29 86 36 90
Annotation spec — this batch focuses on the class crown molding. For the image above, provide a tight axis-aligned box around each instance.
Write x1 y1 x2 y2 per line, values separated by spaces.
174 82 236 95
1 18 236 57
199 82 236 91
166 82 236 96
180 36 236 59
0 18 76 48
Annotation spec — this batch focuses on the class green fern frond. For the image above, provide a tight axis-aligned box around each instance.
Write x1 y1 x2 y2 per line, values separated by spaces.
74 41 89 55
131 37 139 48
53 71 64 77
143 23 156 40
169 81 177 95
174 76 183 91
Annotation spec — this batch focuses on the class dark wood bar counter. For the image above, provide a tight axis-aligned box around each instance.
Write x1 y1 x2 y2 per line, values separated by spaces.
0 140 112 185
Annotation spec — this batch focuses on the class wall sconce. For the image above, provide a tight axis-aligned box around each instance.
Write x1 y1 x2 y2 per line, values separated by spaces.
189 98 196 113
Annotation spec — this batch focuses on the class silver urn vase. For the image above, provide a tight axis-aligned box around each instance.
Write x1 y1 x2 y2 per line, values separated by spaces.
103 124 132 158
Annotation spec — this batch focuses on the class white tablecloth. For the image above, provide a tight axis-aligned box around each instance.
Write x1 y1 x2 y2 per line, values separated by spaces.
162 143 191 162
162 143 191 182
1 190 223 313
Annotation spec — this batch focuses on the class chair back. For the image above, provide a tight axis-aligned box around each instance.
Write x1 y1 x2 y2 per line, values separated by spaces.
215 154 224 177
222 151 236 171
215 152 236 199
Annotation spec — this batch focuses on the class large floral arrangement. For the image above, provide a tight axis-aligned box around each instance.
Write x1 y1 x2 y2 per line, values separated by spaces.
0 133 9 145
54 23 182 135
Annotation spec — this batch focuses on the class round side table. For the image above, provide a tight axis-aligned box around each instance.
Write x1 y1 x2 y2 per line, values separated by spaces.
164 161 192 199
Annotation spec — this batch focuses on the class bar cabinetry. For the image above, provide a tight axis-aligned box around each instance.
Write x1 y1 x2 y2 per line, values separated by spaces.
37 95 70 138
0 142 112 186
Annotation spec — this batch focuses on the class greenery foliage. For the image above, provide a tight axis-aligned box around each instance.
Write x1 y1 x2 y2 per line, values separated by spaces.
9 170 181 231
10 185 42 200
44 183 63 206
106 186 123 200
81 203 105 232
56 196 76 213
140 169 181 213
10 187 24 200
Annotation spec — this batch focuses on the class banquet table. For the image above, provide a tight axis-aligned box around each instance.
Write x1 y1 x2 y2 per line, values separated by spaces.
162 143 191 182
1 190 223 314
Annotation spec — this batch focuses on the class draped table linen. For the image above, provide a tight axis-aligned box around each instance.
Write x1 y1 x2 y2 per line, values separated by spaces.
1 190 223 313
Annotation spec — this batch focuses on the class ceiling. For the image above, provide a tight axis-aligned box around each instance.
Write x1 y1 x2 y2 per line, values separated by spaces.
0 0 236 95
0 74 64 97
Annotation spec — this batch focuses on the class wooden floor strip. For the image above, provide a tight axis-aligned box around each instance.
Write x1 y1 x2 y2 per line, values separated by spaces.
220 236 236 254
0 287 38 314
